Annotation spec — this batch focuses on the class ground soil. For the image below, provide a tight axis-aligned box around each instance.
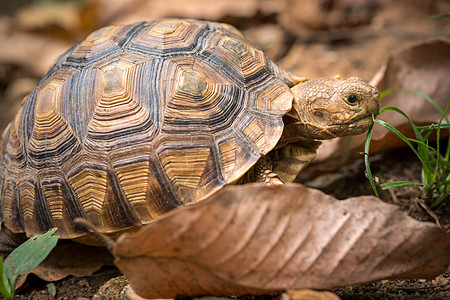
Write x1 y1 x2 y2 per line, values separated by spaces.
0 0 449 299
16 267 121 300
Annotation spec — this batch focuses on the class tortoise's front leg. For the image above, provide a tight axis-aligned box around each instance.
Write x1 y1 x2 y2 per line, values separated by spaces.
239 156 284 186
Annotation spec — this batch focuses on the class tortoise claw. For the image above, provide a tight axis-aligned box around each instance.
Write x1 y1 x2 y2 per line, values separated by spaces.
263 170 284 186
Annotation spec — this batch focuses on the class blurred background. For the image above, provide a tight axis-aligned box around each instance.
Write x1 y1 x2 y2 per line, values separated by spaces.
0 0 449 132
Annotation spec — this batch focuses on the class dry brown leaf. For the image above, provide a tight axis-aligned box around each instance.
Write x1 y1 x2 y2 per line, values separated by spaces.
84 0 262 28
113 183 450 299
0 25 71 76
14 1 83 38
16 241 114 288
278 0 381 32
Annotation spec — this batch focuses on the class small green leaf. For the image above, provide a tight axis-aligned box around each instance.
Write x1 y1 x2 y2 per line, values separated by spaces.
4 228 58 291
381 181 424 190
0 258 13 300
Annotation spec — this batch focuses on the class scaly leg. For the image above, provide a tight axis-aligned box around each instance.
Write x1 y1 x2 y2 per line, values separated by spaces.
239 156 283 186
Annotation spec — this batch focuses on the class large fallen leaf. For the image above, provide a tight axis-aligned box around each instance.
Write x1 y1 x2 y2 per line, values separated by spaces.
113 183 450 298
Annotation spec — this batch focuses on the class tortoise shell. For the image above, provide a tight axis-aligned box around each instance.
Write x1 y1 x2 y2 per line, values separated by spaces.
0 19 295 240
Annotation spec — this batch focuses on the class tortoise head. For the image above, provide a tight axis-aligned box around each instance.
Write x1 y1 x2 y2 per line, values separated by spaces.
289 77 379 140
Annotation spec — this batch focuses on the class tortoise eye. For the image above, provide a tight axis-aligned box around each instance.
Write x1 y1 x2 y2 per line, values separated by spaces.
346 94 358 105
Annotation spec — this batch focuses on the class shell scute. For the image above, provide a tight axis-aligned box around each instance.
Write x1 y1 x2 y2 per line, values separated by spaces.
68 23 141 66
28 70 81 168
111 143 180 220
156 135 221 202
130 19 206 57
201 33 268 86
162 56 242 133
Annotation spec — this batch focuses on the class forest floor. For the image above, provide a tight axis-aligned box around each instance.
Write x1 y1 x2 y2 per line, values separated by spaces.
0 0 449 299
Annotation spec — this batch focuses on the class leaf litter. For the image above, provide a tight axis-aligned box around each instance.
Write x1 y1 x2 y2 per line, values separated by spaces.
1 0 449 299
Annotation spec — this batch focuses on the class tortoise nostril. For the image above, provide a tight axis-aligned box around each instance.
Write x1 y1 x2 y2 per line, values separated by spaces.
374 92 380 102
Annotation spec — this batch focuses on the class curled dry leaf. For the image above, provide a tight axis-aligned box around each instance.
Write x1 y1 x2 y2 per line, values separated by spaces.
113 183 450 299
16 241 114 288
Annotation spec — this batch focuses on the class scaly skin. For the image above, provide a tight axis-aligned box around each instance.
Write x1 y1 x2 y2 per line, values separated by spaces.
283 76 380 142
239 156 283 186
251 76 380 185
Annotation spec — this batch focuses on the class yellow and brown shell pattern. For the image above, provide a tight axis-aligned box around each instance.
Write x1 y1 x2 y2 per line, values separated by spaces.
0 19 294 239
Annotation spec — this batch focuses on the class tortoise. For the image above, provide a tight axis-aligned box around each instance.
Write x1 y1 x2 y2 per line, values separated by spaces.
0 18 379 247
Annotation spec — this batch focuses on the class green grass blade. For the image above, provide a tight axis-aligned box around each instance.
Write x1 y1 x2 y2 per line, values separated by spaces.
421 129 435 142
4 228 58 291
444 128 450 162
378 106 424 142
431 193 448 208
444 137 450 165
379 89 396 99
364 123 379 197
431 102 450 198
0 258 13 300
416 124 450 130
381 181 424 190
381 89 449 123
375 108 436 188
374 119 424 161
444 102 450 161
427 13 450 20
406 137 437 151
436 101 450 159
373 90 449 206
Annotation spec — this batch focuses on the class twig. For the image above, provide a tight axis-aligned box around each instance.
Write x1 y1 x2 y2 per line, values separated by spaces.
74 218 116 253
414 197 442 228
387 184 399 203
